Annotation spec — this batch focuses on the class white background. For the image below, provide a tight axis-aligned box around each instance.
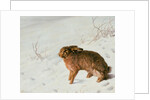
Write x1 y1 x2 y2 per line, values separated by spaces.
1 11 134 99
10 0 149 94
0 0 149 100
0 0 10 10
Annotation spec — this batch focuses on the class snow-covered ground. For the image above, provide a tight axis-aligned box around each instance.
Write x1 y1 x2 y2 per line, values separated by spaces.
20 16 115 93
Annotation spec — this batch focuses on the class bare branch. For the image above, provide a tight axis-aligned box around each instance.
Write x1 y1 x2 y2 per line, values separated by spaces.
32 41 44 61
88 17 115 44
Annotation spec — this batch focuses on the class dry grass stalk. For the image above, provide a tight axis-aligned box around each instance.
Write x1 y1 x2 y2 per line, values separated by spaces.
32 41 44 61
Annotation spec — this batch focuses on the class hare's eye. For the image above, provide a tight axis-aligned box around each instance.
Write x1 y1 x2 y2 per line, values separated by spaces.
66 50 69 53
64 49 68 53
64 49 67 52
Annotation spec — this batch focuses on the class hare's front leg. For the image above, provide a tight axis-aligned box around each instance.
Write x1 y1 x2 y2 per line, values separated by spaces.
68 71 72 80
69 70 79 84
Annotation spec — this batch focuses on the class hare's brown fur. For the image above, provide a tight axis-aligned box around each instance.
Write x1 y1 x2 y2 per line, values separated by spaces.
58 45 111 84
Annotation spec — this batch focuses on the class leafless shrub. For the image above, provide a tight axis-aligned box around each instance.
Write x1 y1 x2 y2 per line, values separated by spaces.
32 41 44 61
88 17 115 44
31 41 48 61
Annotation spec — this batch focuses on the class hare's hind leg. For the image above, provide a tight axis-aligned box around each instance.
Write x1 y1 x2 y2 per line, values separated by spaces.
96 72 104 83
86 72 93 78
93 69 104 83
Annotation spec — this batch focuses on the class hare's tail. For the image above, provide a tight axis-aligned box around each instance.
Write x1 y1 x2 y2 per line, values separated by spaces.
107 66 112 73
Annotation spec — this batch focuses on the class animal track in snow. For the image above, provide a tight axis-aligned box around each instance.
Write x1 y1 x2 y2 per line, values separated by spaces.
21 72 24 75
107 86 114 90
102 47 105 49
97 90 101 93
105 53 110 58
53 89 58 92
111 48 115 53
30 77 35 81
42 83 46 86
103 82 109 86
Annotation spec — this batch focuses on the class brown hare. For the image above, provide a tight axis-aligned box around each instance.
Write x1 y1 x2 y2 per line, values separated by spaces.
58 45 111 84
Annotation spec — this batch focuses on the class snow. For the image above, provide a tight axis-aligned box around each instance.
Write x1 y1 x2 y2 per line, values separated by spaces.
20 16 115 93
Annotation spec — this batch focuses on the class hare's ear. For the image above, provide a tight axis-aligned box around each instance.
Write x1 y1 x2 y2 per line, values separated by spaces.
77 47 83 51
69 45 78 48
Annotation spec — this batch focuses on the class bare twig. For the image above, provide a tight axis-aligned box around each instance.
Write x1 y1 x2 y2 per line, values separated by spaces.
88 17 115 44
32 41 44 61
